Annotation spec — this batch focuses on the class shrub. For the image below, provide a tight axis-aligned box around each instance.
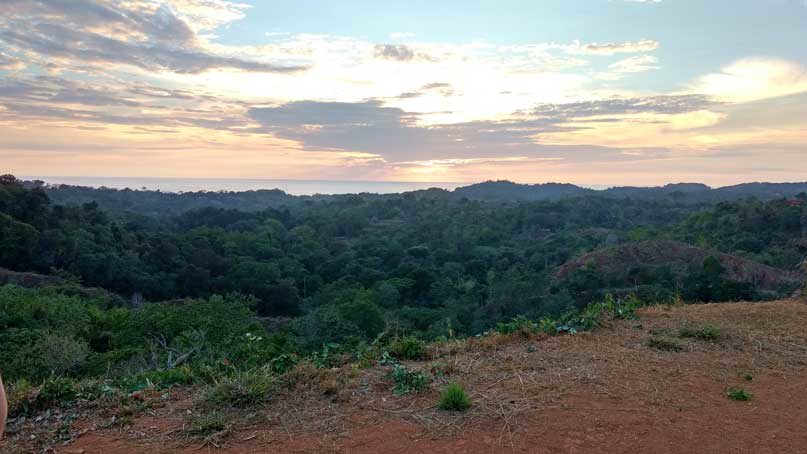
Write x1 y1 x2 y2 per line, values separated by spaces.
678 324 720 341
269 353 299 374
15 333 91 379
727 387 752 401
537 318 558 335
6 379 34 416
388 336 426 360
189 411 227 435
121 366 195 392
391 365 428 395
76 379 119 401
204 369 274 408
438 383 471 411
497 316 537 337
647 337 683 352
15 376 79 414
312 343 342 369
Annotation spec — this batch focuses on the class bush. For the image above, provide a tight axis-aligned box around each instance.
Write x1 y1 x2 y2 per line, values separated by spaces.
9 332 91 380
388 336 426 360
12 376 79 414
204 369 274 408
438 383 471 411
270 353 299 374
678 324 720 341
497 316 537 337
391 365 427 395
727 387 752 401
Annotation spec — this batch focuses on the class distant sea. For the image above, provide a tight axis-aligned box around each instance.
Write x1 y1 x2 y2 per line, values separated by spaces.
23 176 470 196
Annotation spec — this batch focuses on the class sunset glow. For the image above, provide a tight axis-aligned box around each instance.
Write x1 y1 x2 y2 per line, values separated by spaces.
1 0 806 186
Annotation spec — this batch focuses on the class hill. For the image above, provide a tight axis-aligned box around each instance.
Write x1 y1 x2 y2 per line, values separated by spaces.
451 180 592 201
4 298 807 453
555 240 802 292
33 179 807 216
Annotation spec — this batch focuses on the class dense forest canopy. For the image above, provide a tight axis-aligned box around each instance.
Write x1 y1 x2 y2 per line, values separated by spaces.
1 174 806 385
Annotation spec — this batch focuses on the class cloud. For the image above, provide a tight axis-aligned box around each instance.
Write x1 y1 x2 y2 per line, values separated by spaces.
373 44 438 62
532 95 716 118
250 100 413 127
690 58 807 103
0 52 25 70
0 74 249 131
0 0 308 74
374 44 416 61
0 0 196 46
393 83 455 99
249 99 579 161
246 98 694 168
608 55 659 73
566 39 659 56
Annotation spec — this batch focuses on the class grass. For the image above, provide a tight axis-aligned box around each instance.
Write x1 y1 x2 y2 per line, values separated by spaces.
388 336 427 360
647 337 684 352
189 411 227 435
204 369 274 408
438 383 471 411
678 324 720 341
391 364 428 395
727 387 752 401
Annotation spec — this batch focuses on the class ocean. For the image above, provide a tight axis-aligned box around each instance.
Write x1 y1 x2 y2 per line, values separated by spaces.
23 176 469 196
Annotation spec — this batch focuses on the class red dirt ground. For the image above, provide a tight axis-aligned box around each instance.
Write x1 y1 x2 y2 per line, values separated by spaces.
4 299 807 453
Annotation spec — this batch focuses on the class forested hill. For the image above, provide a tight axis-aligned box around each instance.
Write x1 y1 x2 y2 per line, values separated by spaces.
1 172 806 404
34 179 807 216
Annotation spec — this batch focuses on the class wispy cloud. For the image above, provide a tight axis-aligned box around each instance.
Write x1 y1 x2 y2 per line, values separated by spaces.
690 58 807 102
608 55 660 73
0 0 307 74
565 39 659 56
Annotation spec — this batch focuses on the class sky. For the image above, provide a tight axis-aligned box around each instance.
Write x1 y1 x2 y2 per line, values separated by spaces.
1 0 806 186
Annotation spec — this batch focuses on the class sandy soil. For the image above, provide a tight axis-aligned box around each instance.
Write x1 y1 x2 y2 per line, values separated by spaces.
4 299 807 453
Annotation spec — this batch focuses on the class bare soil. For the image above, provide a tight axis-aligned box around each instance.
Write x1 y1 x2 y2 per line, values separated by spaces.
4 299 807 453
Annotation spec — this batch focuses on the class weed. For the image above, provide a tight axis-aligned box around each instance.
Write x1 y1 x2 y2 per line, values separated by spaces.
204 369 274 408
391 364 428 395
388 336 427 360
602 294 641 320
121 366 195 392
537 318 557 335
379 351 399 366
312 343 341 369
678 324 720 341
270 353 299 374
6 379 34 416
429 360 457 378
647 337 683 352
189 411 227 435
497 316 537 337
32 376 77 412
726 387 752 401
438 383 471 411
75 379 122 407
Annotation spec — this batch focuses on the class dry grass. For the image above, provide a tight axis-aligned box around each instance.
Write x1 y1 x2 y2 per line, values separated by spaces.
7 299 807 453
